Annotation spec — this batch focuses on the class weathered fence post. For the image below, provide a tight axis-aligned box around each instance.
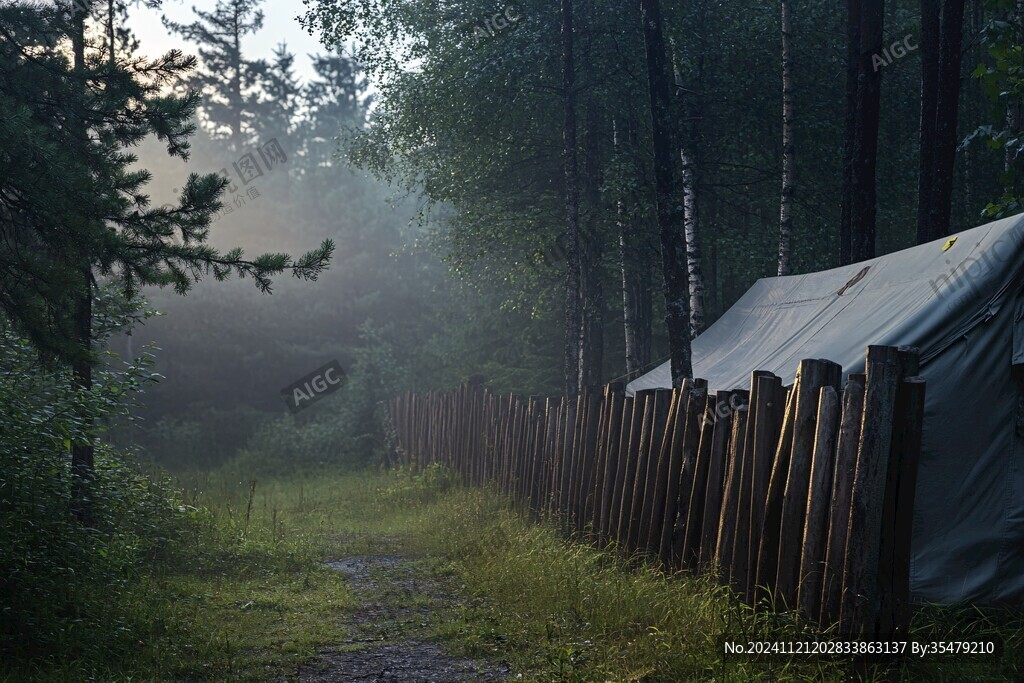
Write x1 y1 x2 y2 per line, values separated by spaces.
667 385 708 566
612 393 646 544
735 373 782 597
679 389 720 573
634 389 673 552
584 387 612 532
576 390 602 533
819 373 865 624
877 374 925 638
657 383 694 566
598 391 626 540
840 345 902 636
701 390 747 568
754 380 797 606
647 383 690 554
775 359 843 609
715 399 749 582
796 385 841 619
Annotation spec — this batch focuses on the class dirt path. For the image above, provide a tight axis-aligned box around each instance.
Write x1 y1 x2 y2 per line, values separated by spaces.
294 554 508 682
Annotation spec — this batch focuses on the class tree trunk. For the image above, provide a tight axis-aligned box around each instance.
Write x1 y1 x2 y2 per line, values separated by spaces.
107 0 116 66
562 0 583 396
778 0 795 276
964 0 984 212
920 0 969 243
581 73 604 388
232 7 244 149
640 0 693 385
917 0 940 246
621 229 652 378
71 0 94 522
850 0 884 263
839 0 861 265
669 40 707 338
680 148 705 336
616 118 652 378
1007 1 1023 175
924 0 965 242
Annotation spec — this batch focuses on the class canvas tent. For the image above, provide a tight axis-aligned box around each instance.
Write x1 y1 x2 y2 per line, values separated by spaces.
627 213 1024 605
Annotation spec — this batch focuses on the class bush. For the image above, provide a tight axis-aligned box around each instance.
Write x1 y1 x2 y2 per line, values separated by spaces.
0 326 198 665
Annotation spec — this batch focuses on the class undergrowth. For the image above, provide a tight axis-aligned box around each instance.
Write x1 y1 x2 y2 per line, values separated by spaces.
4 455 1021 681
373 467 1024 682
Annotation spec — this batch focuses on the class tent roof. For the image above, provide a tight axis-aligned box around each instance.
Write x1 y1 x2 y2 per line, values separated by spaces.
627 213 1024 394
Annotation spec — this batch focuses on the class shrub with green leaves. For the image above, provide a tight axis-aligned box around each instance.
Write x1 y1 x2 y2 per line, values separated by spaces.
0 322 194 662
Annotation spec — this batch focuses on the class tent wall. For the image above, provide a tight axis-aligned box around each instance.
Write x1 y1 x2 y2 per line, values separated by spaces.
625 214 1024 604
912 292 1024 603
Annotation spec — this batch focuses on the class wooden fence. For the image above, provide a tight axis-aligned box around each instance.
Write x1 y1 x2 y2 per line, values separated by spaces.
387 345 926 638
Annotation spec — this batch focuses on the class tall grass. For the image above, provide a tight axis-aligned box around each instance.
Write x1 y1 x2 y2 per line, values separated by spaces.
373 467 1023 682
6 463 1020 681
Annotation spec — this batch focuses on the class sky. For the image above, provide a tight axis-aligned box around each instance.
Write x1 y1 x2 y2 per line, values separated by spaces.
127 0 327 84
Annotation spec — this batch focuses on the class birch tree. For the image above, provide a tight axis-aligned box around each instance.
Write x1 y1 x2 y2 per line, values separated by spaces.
670 44 706 337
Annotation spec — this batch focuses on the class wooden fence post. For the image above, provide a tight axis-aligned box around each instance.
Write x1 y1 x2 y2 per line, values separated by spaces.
635 389 674 552
557 396 578 520
647 383 691 554
797 385 841 619
820 373 865 625
612 393 646 544
666 386 707 566
754 380 798 606
840 345 902 636
576 391 602 533
626 390 670 552
684 390 730 568
878 374 925 638
701 390 747 568
657 384 694 566
596 388 626 541
715 400 749 582
584 387 613 532
776 359 843 609
598 392 626 539
733 373 781 597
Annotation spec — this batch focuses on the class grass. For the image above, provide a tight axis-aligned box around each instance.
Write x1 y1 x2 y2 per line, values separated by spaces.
397 483 1024 682
6 465 1022 681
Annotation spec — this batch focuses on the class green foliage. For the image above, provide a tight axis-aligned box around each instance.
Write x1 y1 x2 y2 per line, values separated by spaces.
388 474 1024 682
0 1 334 364
0 324 191 662
376 462 455 507
971 1 1024 217
163 0 267 148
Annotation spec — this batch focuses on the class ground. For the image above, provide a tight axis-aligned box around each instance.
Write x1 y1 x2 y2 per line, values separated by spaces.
296 545 507 682
9 467 1018 681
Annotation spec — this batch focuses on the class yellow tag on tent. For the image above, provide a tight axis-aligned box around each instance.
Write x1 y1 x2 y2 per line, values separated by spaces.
942 236 958 251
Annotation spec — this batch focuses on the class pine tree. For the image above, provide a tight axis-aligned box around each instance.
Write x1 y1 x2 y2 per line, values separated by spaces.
163 0 265 150
252 43 301 148
0 1 333 513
